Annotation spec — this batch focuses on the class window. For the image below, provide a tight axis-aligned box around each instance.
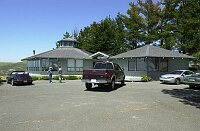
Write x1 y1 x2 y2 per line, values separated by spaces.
159 58 168 72
128 58 146 71
128 58 136 71
49 58 58 71
148 58 168 72
42 59 49 71
68 59 75 71
137 58 146 71
76 60 83 72
28 60 40 71
68 59 84 72
148 58 159 71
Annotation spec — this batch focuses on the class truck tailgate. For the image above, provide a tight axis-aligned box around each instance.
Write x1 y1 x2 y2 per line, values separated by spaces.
83 69 108 79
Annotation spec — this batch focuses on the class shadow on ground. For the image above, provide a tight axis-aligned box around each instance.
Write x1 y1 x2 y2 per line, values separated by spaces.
162 87 200 109
85 84 126 92
0 82 3 86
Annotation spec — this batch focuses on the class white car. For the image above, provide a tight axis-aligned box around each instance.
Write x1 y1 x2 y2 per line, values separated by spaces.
159 70 194 85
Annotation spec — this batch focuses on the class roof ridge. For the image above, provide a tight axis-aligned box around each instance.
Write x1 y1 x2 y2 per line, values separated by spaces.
146 45 150 56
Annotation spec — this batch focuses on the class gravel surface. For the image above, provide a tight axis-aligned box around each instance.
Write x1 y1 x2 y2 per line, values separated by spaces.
0 80 200 131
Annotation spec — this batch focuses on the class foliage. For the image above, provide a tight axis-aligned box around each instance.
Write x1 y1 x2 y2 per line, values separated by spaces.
31 76 40 81
161 0 200 54
40 76 50 80
0 62 26 76
78 15 128 55
125 0 162 45
30 75 81 81
62 76 80 80
141 75 152 82
77 0 200 61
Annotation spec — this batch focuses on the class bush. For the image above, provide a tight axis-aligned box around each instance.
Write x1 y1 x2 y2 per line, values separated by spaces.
31 76 39 81
40 76 50 80
63 76 79 80
141 75 152 82
53 75 59 80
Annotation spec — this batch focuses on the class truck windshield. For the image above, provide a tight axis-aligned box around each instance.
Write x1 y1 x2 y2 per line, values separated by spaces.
94 63 113 69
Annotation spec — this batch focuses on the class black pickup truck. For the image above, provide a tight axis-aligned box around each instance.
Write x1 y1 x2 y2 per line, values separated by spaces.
82 62 125 90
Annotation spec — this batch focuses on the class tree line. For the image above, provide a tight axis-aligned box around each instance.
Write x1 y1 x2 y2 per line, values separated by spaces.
66 0 200 62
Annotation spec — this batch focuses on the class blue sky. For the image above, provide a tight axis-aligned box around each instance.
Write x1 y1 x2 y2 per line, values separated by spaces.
0 0 157 62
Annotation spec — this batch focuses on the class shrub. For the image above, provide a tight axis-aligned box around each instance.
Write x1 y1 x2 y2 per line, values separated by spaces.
40 76 50 80
53 75 59 80
31 76 39 81
0 76 2 81
63 76 79 80
141 75 152 82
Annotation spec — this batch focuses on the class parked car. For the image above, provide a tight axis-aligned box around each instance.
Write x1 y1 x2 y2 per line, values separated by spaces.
82 61 125 90
6 71 33 86
159 70 194 85
183 71 200 88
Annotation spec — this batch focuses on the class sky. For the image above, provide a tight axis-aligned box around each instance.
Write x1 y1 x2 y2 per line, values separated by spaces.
0 0 157 62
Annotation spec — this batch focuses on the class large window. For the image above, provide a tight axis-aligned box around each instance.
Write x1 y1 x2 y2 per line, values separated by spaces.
128 58 136 71
68 59 83 72
76 60 83 71
137 58 146 71
159 58 168 72
148 58 159 71
128 58 146 71
49 58 58 71
42 59 49 71
28 60 40 71
68 59 75 71
148 58 168 72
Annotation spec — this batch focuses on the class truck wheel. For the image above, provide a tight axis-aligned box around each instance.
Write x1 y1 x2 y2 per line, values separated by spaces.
85 83 92 90
121 77 125 86
109 79 115 91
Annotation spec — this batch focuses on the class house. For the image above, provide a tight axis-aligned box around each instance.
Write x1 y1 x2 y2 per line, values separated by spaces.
22 38 94 75
110 45 194 80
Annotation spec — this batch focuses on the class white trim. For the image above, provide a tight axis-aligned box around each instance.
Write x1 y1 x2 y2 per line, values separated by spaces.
90 52 109 58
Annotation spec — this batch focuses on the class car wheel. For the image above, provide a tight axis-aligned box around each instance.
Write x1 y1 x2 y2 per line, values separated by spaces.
11 79 15 86
175 78 180 85
121 77 125 86
6 79 9 84
85 83 92 90
109 78 115 91
189 85 195 88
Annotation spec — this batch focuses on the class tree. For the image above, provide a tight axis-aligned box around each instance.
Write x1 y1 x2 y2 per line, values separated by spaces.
78 17 128 55
63 31 71 38
124 0 162 47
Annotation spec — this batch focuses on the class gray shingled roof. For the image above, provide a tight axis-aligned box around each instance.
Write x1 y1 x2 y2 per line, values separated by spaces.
22 47 92 60
111 45 194 59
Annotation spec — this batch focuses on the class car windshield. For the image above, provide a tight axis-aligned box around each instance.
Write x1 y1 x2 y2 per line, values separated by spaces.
94 63 113 69
170 71 183 75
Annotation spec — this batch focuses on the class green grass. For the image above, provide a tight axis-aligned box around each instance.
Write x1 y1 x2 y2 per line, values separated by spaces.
0 62 27 75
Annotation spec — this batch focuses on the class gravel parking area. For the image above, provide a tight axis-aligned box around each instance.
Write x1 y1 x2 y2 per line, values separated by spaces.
0 80 200 131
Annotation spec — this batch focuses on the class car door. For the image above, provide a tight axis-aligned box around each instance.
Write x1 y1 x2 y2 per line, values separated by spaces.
182 71 194 82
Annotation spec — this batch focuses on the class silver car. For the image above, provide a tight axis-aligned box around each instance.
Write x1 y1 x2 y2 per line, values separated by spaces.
160 70 194 85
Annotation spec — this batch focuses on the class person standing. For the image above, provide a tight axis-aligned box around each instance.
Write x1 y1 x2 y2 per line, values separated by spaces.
47 67 53 83
58 66 62 83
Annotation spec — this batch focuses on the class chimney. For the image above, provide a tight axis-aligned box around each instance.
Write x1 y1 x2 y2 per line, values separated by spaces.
33 50 35 55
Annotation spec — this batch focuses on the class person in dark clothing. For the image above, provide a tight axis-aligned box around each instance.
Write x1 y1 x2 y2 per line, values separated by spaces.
47 67 53 83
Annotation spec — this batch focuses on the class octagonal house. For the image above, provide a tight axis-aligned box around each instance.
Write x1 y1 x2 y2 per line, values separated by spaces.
22 38 93 75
